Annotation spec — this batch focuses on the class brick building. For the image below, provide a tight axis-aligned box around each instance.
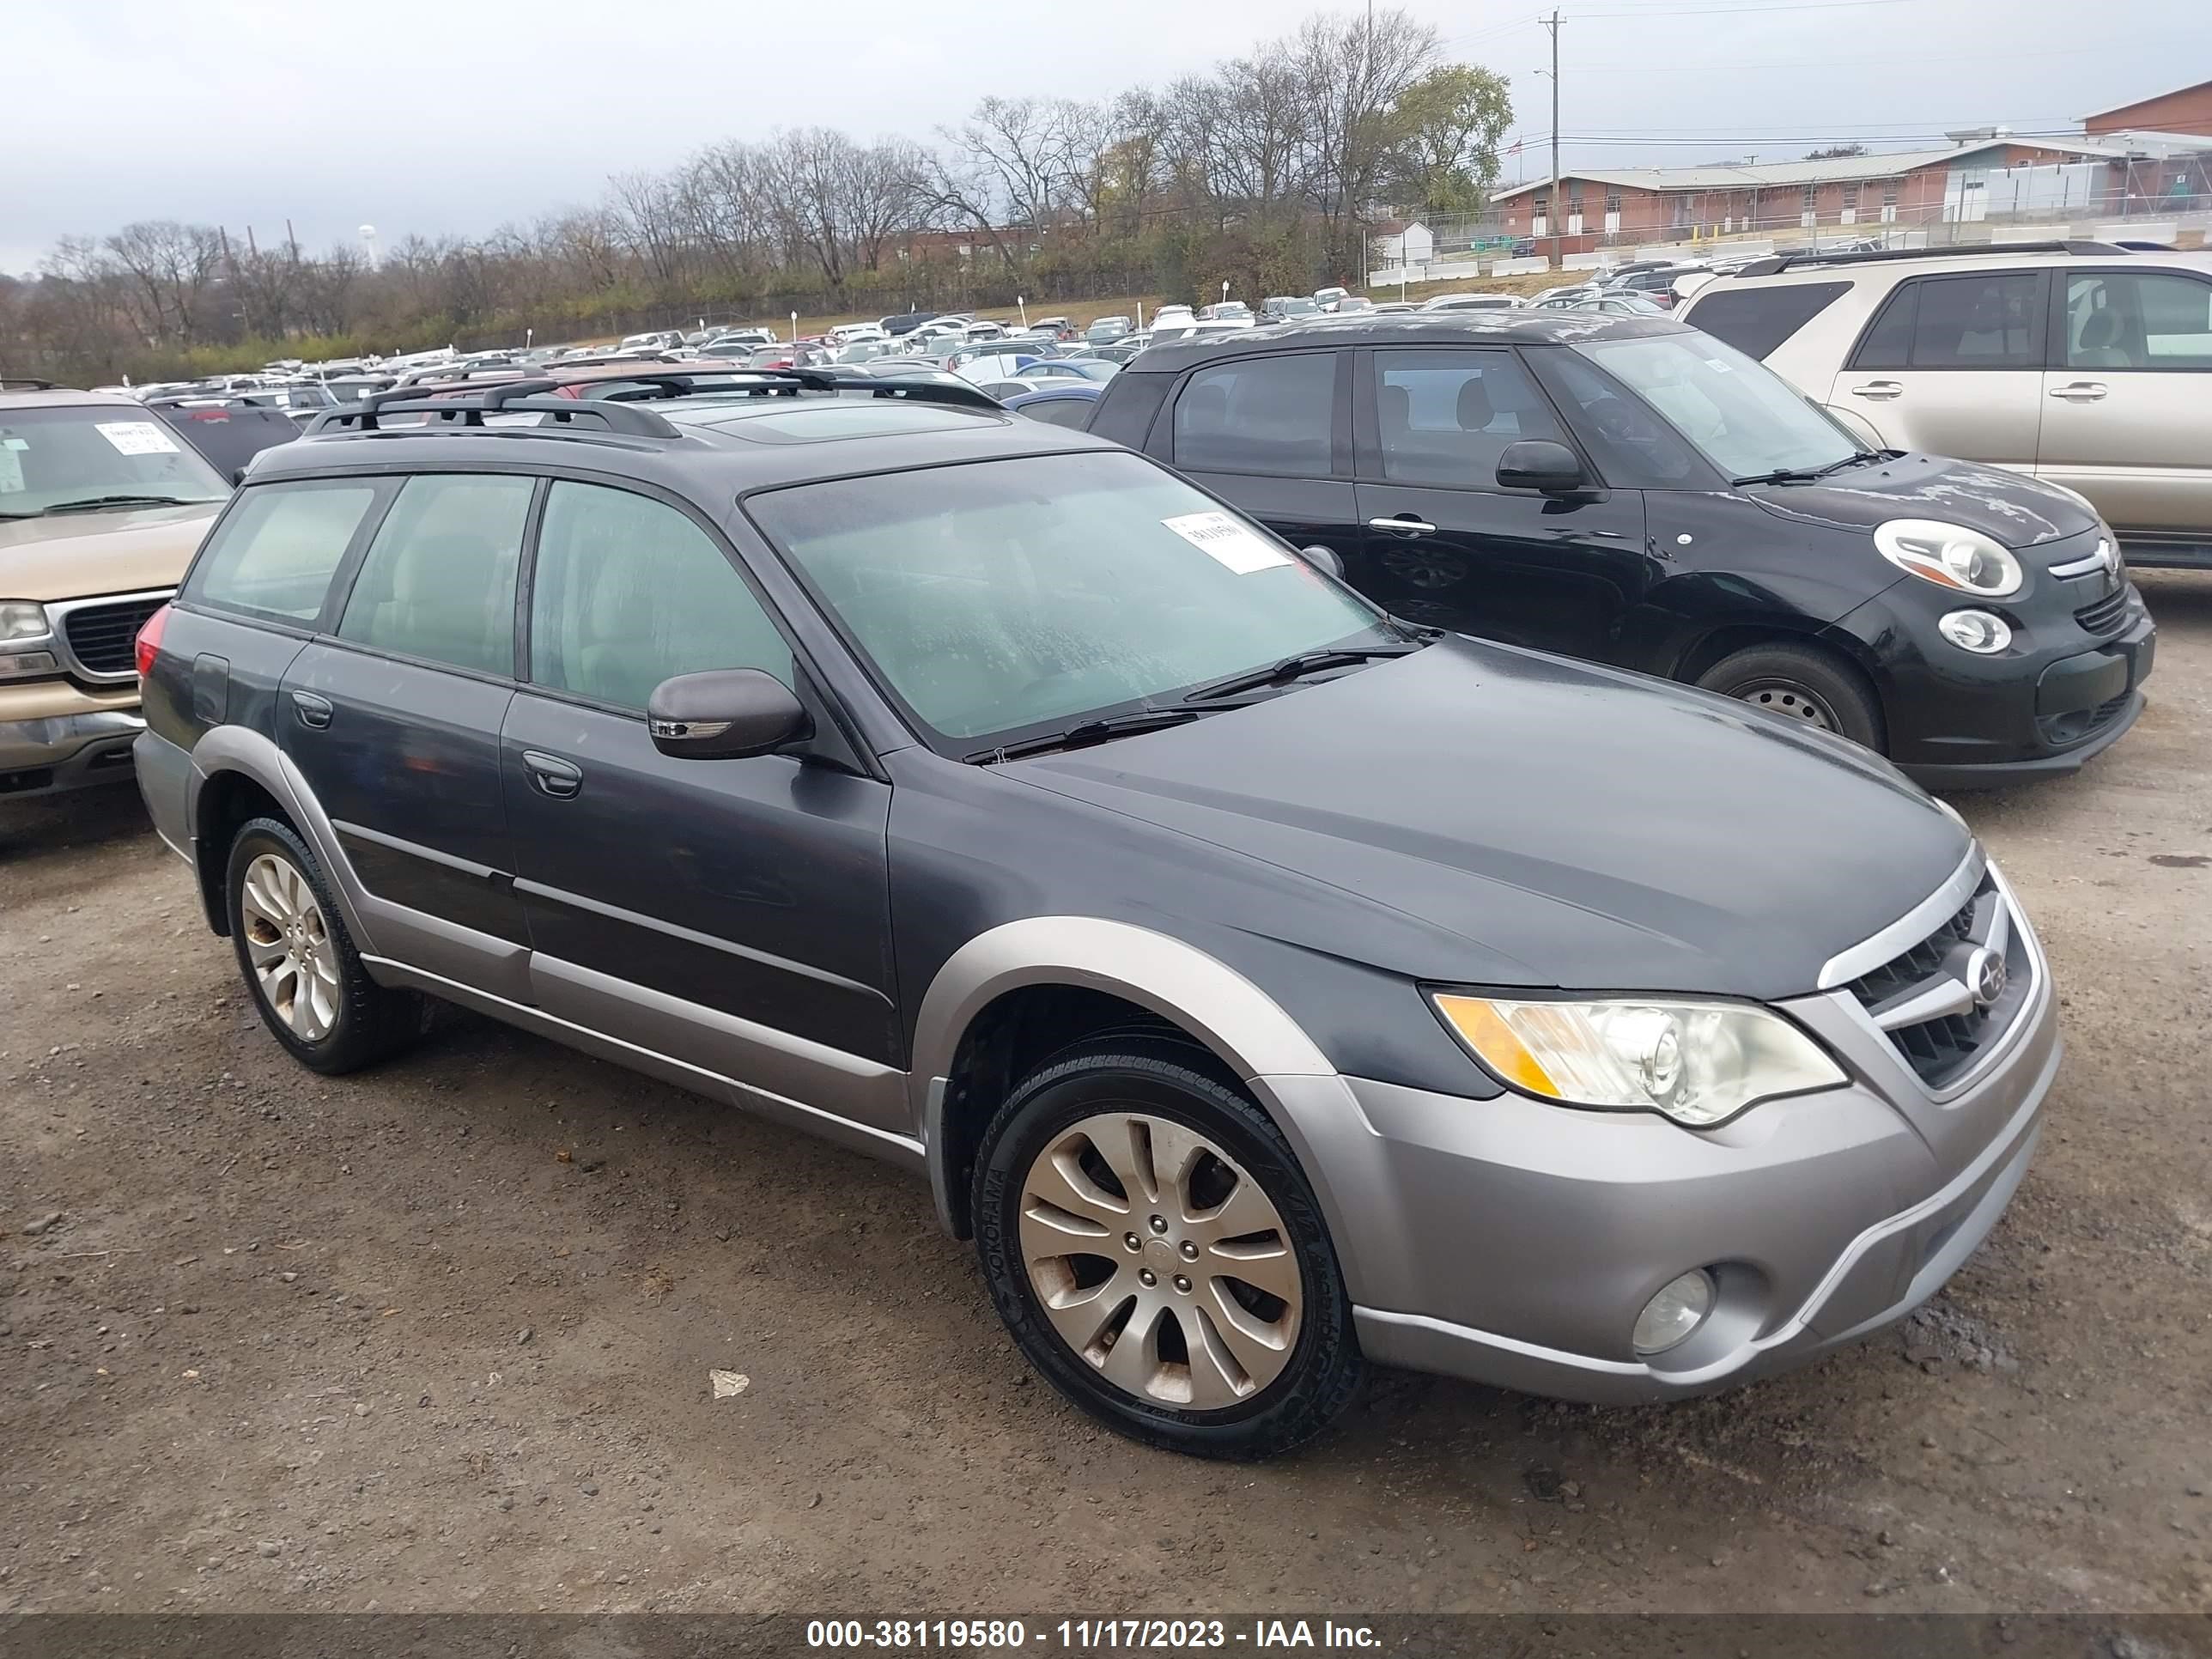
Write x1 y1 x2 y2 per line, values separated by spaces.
1488 140 2100 254
2082 79 2212 137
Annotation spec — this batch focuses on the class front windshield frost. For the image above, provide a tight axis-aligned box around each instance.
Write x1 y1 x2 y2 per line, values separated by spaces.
749 451 1392 743
1576 332 1858 480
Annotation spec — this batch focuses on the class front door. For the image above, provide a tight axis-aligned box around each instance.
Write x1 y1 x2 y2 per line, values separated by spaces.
281 470 537 1000
1828 270 2048 472
499 478 902 1132
1349 346 1647 659
2040 265 2212 553
1153 349 1362 573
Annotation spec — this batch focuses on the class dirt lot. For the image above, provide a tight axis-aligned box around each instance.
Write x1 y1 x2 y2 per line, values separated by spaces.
3 574 2209 1620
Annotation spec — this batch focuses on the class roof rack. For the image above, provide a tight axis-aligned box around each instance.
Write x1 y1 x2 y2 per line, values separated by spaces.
1735 240 2130 277
584 366 1004 413
0 377 60 392
305 380 682 439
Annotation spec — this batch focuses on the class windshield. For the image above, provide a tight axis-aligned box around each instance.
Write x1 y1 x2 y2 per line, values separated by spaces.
1574 332 1858 479
748 451 1393 747
1270 298 1320 315
0 405 228 515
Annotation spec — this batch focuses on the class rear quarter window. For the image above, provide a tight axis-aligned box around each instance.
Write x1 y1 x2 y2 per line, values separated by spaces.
1683 282 1850 360
184 480 381 624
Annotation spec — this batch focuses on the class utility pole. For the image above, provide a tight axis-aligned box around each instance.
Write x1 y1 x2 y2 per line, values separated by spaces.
1542 11 1562 268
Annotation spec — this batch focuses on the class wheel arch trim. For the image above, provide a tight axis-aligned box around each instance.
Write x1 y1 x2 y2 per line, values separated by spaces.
186 726 380 953
908 918 1392 1279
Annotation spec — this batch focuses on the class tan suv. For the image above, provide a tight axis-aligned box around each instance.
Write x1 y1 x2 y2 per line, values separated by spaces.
1 383 228 798
1677 242 2212 568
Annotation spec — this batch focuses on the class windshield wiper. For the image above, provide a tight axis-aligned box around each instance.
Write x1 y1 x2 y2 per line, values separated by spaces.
1731 451 1885 488
37 494 205 515
968 707 1220 763
1186 641 1426 703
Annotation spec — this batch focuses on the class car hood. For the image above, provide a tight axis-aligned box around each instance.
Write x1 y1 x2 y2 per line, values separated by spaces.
1742 452 2096 549
0 501 220 604
1009 637 1969 1000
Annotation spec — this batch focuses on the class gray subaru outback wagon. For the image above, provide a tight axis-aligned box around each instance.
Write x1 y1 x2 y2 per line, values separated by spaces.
133 373 2058 1458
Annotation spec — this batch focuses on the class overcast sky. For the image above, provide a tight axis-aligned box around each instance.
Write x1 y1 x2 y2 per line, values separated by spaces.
3 0 2205 274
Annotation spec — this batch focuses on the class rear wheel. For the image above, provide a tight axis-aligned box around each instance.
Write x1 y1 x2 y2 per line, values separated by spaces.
224 817 422 1074
1695 641 1885 752
973 1039 1363 1459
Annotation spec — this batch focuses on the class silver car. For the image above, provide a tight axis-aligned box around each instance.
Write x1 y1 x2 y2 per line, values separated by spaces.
1679 241 2212 568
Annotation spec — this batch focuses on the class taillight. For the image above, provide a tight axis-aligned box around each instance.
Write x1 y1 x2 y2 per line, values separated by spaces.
134 603 171 678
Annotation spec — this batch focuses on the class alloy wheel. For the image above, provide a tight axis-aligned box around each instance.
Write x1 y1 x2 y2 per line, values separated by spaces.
1017 1111 1302 1408
238 852 339 1042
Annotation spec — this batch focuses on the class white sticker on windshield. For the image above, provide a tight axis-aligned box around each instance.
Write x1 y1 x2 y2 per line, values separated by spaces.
1705 358 1734 374
1161 511 1291 574
0 447 21 494
94 421 181 455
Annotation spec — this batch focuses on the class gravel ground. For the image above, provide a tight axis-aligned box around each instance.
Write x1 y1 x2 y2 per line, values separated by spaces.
2 573 2209 1618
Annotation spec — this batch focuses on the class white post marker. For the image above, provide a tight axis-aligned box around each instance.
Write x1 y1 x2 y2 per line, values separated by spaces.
1018 295 1027 328
1221 280 1231 307
790 310 799 344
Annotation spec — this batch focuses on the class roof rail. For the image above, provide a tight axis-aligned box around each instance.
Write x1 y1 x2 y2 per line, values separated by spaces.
305 386 682 439
1735 240 2130 277
0 377 60 392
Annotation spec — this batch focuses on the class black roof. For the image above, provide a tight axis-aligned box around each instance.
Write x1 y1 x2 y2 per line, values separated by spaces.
246 384 1114 494
1125 309 1691 372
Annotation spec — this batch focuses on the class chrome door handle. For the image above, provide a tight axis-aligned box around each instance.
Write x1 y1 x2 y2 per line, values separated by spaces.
2049 381 2108 401
289 690 332 730
1850 380 1904 400
521 750 583 799
1367 516 1437 535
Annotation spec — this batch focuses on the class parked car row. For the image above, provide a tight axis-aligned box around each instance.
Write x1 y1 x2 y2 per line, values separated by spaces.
104 360 2070 1462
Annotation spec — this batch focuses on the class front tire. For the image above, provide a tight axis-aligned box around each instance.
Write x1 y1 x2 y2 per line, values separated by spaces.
973 1039 1364 1459
1695 641 1885 752
224 817 422 1075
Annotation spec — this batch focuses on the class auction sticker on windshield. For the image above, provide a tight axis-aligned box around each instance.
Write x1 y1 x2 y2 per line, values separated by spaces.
94 421 181 455
1163 510 1291 574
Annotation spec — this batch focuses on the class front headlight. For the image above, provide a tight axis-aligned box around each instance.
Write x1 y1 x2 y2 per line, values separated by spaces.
1874 520 2024 599
0 601 52 643
1432 993 1846 1127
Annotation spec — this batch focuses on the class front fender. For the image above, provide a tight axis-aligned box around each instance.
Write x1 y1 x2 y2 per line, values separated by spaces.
908 917 1419 1304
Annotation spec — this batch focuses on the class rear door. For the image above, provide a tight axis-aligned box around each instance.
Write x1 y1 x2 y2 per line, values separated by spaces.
1349 345 1647 657
2039 264 2212 551
1153 348 1360 570
499 478 902 1130
279 470 537 999
1830 270 2048 470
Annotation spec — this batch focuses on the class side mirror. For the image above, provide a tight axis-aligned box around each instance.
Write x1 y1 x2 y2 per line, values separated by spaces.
1297 544 1345 579
229 466 248 487
647 668 812 759
1496 439 1588 495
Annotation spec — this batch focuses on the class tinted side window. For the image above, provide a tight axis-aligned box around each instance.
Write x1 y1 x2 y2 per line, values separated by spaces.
1855 273 2046 369
336 473 533 676
1372 349 1566 488
2066 270 2212 370
1686 282 1850 360
185 481 380 623
1171 353 1335 477
529 481 791 711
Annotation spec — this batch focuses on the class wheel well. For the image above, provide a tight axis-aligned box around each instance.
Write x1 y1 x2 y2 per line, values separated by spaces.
933 984 1231 1238
1672 623 1880 696
192 770 295 936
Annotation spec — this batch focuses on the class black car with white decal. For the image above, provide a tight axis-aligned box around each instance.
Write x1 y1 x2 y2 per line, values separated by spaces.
1086 312 2156 787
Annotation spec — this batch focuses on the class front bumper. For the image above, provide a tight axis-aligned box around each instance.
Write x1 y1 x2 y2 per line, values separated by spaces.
0 707 146 798
1261 887 2060 1404
1871 577 2155 789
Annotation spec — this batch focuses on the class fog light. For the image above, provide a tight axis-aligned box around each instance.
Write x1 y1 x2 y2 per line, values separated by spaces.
1633 1269 1715 1354
1937 609 2012 654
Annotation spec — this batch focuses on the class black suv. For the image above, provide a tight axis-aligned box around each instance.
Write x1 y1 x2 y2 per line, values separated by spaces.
1087 312 2156 787
135 374 2060 1458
